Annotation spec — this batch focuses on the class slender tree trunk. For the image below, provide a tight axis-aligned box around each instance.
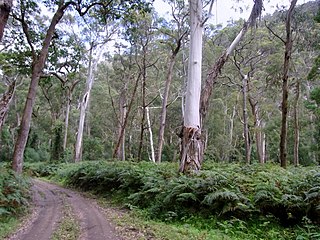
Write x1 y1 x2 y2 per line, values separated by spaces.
146 107 155 162
279 0 297 168
63 94 71 151
179 0 203 173
293 81 300 166
138 74 146 161
0 80 16 131
74 47 102 162
12 3 70 173
113 74 141 159
200 0 263 124
116 86 127 160
157 55 176 163
242 75 250 164
0 0 12 41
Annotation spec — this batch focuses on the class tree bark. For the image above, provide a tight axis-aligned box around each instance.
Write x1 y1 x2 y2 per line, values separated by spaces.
200 0 263 124
157 54 177 163
279 0 297 168
242 75 251 164
146 107 155 162
293 80 300 166
0 80 16 131
12 2 70 173
113 74 141 159
248 98 266 164
179 0 203 173
74 46 103 162
116 85 127 160
0 0 12 41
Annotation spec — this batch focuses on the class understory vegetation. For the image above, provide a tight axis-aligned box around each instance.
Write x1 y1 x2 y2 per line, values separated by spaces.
24 160 320 239
0 165 31 238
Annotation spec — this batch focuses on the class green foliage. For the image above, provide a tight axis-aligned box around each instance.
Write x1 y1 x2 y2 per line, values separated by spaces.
0 169 30 218
31 161 320 228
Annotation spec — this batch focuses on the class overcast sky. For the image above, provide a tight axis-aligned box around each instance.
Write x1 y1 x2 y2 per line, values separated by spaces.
153 0 313 26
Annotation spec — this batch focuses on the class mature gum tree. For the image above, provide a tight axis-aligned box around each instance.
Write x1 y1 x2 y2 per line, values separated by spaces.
179 0 203 173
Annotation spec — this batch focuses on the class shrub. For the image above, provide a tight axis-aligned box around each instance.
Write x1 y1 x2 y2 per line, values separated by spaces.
0 169 30 218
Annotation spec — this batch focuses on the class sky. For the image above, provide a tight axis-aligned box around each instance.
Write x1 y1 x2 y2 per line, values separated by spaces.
153 0 313 26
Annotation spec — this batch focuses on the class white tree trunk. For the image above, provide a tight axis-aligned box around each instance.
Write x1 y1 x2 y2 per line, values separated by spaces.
74 47 104 162
179 0 203 173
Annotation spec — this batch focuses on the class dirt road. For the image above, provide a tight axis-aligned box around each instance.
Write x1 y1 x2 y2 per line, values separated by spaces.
7 179 121 240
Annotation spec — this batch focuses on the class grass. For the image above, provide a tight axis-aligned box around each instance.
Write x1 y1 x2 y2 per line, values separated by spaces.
97 198 231 240
51 193 80 240
0 216 22 239
22 161 320 240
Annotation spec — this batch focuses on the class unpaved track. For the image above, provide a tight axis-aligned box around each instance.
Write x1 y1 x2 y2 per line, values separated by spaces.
8 179 121 240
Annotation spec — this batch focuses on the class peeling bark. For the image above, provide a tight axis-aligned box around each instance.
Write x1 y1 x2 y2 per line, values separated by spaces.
179 0 203 173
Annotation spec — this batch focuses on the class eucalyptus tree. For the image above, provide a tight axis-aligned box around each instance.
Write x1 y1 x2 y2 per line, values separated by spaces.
179 0 203 173
265 0 298 168
179 0 264 172
9 0 151 173
200 0 263 124
156 0 188 163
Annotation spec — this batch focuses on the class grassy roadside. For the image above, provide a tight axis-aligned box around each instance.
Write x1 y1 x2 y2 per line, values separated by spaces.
0 216 23 239
22 161 320 239
51 193 80 240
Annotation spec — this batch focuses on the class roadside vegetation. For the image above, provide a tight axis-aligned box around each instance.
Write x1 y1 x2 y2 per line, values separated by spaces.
0 165 31 239
22 160 320 240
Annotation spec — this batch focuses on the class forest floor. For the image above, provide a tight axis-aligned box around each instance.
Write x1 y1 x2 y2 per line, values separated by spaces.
5 179 149 240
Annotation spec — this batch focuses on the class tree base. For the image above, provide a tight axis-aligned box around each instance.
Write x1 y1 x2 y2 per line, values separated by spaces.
179 126 203 173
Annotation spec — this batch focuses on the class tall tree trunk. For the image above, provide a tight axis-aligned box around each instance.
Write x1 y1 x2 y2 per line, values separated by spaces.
63 79 79 152
113 74 141 159
179 0 203 173
293 80 300 166
74 47 102 162
156 31 185 163
0 80 16 131
116 85 127 160
242 75 250 164
63 94 71 151
157 54 177 163
0 0 12 41
200 0 263 123
146 107 155 162
137 67 146 161
12 3 70 173
279 0 297 168
249 98 266 164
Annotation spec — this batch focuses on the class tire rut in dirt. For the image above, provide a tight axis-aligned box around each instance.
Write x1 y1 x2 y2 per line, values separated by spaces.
60 188 121 240
8 179 63 240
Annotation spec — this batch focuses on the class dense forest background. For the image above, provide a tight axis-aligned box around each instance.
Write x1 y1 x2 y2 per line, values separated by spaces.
0 0 319 167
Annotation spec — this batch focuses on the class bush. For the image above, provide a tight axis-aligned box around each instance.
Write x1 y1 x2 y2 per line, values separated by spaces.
31 161 319 226
0 169 30 218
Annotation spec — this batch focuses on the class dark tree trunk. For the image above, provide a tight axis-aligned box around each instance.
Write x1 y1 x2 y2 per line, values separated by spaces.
12 2 70 173
113 74 141 159
242 75 250 164
279 0 297 169
0 0 12 41
293 81 300 166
